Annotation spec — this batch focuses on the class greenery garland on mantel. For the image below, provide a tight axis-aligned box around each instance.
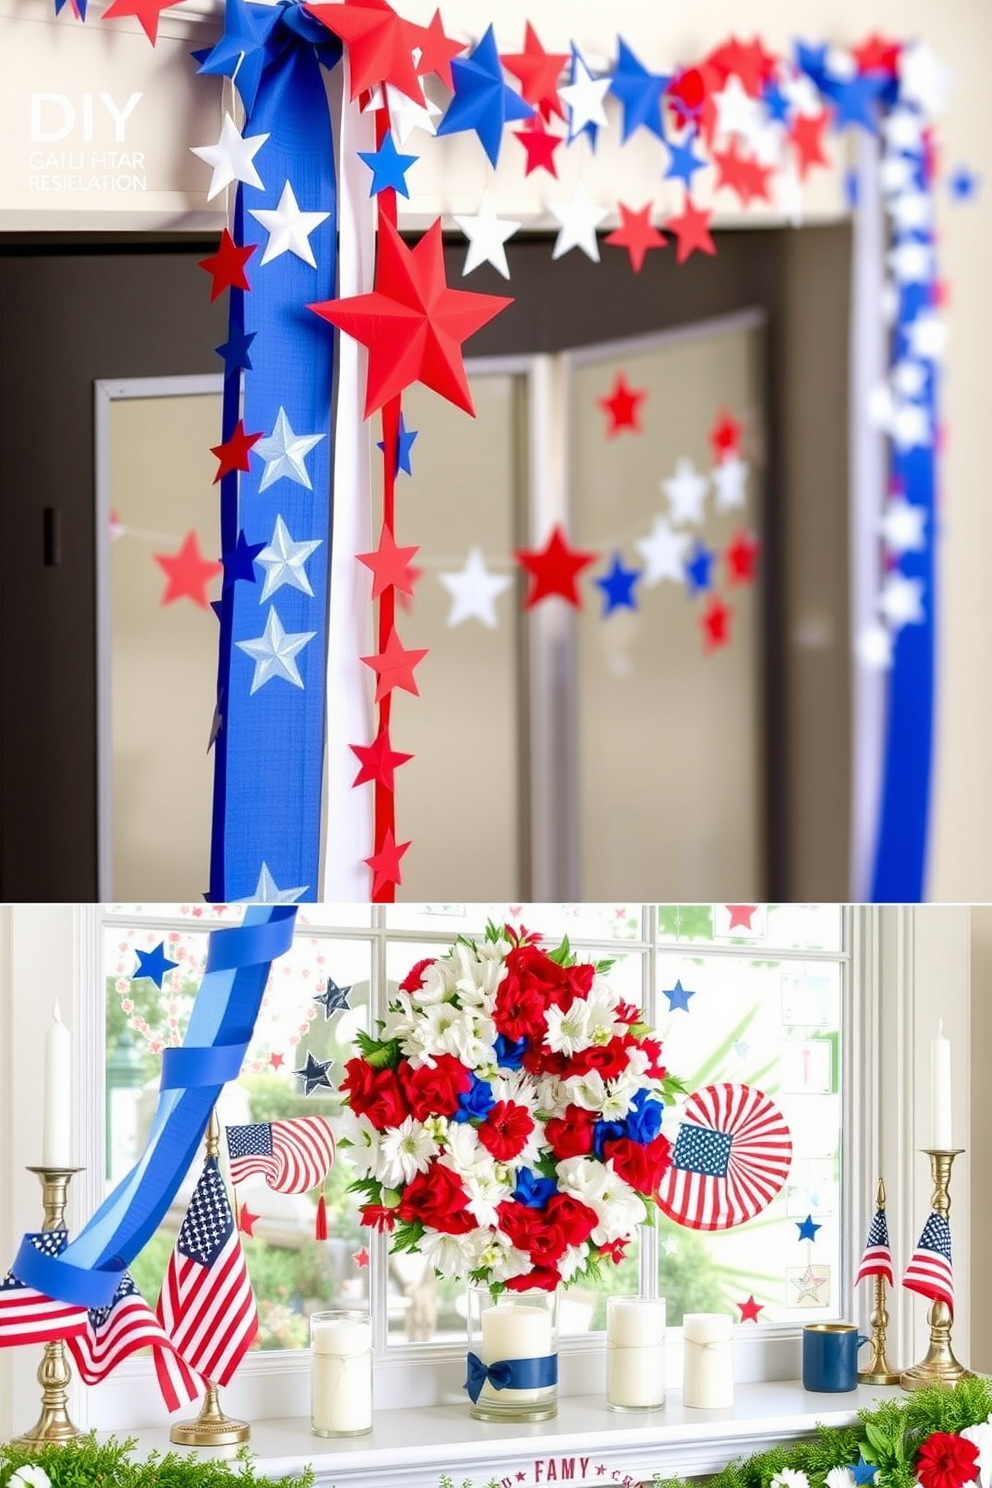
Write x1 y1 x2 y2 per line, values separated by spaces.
0 1438 313 1488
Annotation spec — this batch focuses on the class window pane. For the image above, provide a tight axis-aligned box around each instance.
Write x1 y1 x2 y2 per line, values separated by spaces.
385 904 645 941
657 902 844 951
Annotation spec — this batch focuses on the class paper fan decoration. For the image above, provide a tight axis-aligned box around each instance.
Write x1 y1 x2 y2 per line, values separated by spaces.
656 1081 792 1230
226 1117 336 1194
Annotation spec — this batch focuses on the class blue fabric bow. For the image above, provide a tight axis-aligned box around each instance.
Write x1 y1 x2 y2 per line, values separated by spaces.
464 1350 558 1405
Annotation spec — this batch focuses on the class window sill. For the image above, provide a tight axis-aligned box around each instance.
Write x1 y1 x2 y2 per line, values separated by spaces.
121 1382 898 1488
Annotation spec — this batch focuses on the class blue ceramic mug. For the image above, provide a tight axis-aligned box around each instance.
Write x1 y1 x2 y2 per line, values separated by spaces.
802 1324 869 1392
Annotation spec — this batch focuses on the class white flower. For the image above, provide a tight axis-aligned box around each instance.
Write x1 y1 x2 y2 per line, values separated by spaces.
378 1117 436 1187
562 1069 608 1112
450 942 507 1008
826 1469 856 1488
336 1110 381 1178
599 1073 642 1122
962 1415 992 1488
771 1472 810 1488
492 1069 539 1113
557 1244 590 1284
555 1156 646 1242
413 958 459 1004
418 1226 483 1279
483 1235 534 1284
545 997 595 1057
10 1470 52 1488
582 980 623 1044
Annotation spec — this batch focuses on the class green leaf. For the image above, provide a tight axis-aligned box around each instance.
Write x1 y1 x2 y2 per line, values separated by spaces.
546 934 573 966
354 1028 401 1070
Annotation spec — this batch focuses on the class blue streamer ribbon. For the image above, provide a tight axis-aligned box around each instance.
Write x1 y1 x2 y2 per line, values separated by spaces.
464 1351 558 1405
12 906 297 1309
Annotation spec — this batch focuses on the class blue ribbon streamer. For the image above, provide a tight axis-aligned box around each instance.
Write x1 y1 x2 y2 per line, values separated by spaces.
464 1350 558 1405
12 907 297 1309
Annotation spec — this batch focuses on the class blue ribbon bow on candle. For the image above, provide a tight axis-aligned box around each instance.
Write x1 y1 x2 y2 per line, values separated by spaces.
464 1351 558 1405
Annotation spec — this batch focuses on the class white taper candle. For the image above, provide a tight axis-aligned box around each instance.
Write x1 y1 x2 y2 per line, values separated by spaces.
42 1001 71 1168
931 1019 952 1150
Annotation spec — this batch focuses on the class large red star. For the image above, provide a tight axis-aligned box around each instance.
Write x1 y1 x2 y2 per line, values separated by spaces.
211 419 263 483
154 530 222 608
515 524 598 609
709 408 743 463
853 34 902 77
238 1205 260 1238
597 371 647 437
365 828 411 898
701 596 732 652
102 0 184 44
665 199 716 265
361 628 428 702
357 529 420 599
305 0 423 103
501 22 569 122
713 139 773 206
413 9 464 90
198 230 255 302
350 725 413 790
726 904 757 929
667 67 709 128
790 109 832 180
310 217 512 418
737 1294 763 1323
605 202 667 273
727 530 760 584
706 36 775 97
513 117 563 178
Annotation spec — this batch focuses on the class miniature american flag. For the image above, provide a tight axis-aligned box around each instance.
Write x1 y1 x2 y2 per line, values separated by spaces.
902 1210 954 1314
0 1231 87 1346
67 1272 205 1413
226 1118 335 1195
855 1206 894 1286
155 1156 257 1392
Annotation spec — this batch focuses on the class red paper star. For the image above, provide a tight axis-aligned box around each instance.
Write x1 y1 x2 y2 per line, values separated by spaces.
790 110 831 181
154 530 222 608
853 34 901 77
737 1295 763 1323
710 408 742 463
513 117 563 178
515 524 598 609
352 1246 370 1269
101 0 183 44
269 1051 285 1071
707 36 775 97
305 0 423 103
726 905 757 929
713 138 773 205
350 725 413 790
211 419 263 483
701 596 732 651
597 371 647 436
310 217 512 418
397 563 422 613
198 230 255 302
665 199 716 265
667 66 708 126
727 530 760 584
361 628 428 702
413 8 464 90
358 529 419 599
501 22 569 122
605 202 667 273
365 827 411 898
238 1205 260 1238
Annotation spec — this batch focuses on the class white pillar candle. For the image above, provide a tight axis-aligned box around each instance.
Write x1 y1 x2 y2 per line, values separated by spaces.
607 1297 666 1411
42 1002 71 1169
931 1020 953 1150
682 1313 734 1409
479 1303 554 1406
311 1313 373 1437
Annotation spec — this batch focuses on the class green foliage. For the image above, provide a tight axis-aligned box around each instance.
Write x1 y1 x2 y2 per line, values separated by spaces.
656 1221 726 1324
0 1436 313 1488
354 1029 401 1070
657 906 714 940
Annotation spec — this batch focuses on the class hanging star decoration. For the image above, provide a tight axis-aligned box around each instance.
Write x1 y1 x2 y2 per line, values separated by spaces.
791 1264 829 1304
560 45 611 147
605 202 667 273
436 24 534 167
357 529 420 601
597 371 648 435
501 22 569 122
594 553 642 616
796 1213 822 1242
101 0 183 44
737 1295 763 1322
726 904 757 929
515 524 598 608
377 412 419 475
350 726 413 790
238 1205 260 1238
269 1051 285 1071
222 530 266 589
413 8 464 89
305 0 423 103
132 942 179 988
665 198 717 263
636 517 690 584
549 182 609 262
358 132 419 197
315 979 352 1016
191 114 269 200
513 117 564 178
248 181 330 267
211 419 263 483
352 1246 370 1269
701 595 732 651
365 828 411 896
256 516 322 601
453 191 522 279
198 230 256 301
154 531 223 608
727 530 760 585
439 547 514 628
608 37 669 142
293 1048 335 1096
663 978 695 1012
254 408 325 491
235 863 309 904
236 606 316 693
686 537 717 595
361 629 429 702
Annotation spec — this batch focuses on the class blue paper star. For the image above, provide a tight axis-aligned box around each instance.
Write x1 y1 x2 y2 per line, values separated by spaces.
685 539 716 595
762 78 791 123
196 0 282 114
314 980 352 1017
215 326 256 374
830 73 886 134
358 133 419 198
594 553 642 615
377 412 419 476
663 979 696 1012
665 133 708 189
851 1459 878 1486
293 1048 334 1096
55 0 87 19
796 1214 822 1242
794 41 830 89
133 942 179 988
436 24 534 167
608 37 669 143
949 166 979 202
222 530 265 586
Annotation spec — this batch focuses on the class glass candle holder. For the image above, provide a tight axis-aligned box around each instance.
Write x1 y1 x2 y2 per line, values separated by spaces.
310 1309 373 1437
682 1312 734 1409
606 1296 666 1411
467 1286 559 1422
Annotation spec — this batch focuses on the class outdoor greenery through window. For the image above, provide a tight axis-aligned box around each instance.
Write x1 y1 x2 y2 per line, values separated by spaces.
103 903 846 1354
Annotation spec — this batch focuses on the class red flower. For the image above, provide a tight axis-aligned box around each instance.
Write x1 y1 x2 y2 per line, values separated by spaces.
478 1100 535 1161
399 957 437 993
568 1035 634 1079
615 1001 640 1025
497 1200 542 1251
544 1105 597 1159
636 1036 667 1079
360 1202 396 1231
342 1058 409 1129
396 1163 476 1234
546 1193 598 1247
504 1267 561 1292
604 1133 672 1196
521 1045 570 1078
528 1222 568 1265
398 1054 471 1121
917 1433 980 1488
494 981 547 1042
600 1237 629 1263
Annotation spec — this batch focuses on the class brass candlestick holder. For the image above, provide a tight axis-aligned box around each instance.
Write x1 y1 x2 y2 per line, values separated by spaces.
901 1149 973 1390
169 1110 249 1447
13 1165 86 1447
858 1178 901 1385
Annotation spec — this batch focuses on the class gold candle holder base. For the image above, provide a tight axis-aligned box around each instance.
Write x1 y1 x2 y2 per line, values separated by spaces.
901 1150 973 1392
170 1384 250 1446
12 1166 86 1447
858 1180 901 1385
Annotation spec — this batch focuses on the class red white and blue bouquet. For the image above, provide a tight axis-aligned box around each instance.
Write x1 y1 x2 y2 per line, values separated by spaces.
339 924 683 1291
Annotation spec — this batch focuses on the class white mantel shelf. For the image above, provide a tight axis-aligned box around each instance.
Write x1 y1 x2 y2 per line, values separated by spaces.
125 1382 899 1488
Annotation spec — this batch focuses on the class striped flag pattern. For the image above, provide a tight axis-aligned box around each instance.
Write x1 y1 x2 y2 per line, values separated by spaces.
856 1206 894 1286
155 1156 257 1391
902 1210 954 1314
67 1272 205 1413
226 1118 335 1195
655 1082 793 1231
0 1231 88 1346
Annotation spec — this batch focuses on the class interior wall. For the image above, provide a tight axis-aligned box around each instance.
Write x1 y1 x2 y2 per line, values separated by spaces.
969 906 992 1371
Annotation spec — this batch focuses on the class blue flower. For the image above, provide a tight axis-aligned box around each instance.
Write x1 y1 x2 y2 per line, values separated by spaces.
512 1168 558 1209
493 1034 527 1070
453 1073 496 1123
626 1089 664 1145
593 1119 626 1159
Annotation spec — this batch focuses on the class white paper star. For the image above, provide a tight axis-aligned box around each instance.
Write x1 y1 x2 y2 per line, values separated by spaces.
890 401 931 452
236 605 316 693
191 113 269 201
661 457 708 526
879 573 925 629
387 82 442 145
559 53 611 139
879 154 915 196
899 40 953 118
892 360 928 399
438 546 513 627
248 180 330 268
255 408 325 491
453 191 521 279
236 862 309 904
882 106 925 155
906 310 950 363
549 183 608 262
749 118 785 167
880 497 927 555
712 455 749 511
887 240 933 285
855 623 893 671
888 189 933 234
779 69 823 119
713 76 762 141
256 515 323 601
635 517 690 585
